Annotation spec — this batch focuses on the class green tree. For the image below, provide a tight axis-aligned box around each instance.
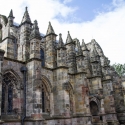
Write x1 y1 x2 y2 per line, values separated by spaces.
112 63 125 77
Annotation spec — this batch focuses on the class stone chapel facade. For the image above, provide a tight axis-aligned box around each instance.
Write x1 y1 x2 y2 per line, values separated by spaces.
0 7 125 125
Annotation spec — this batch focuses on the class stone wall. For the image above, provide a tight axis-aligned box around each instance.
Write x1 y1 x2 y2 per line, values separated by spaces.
0 8 124 125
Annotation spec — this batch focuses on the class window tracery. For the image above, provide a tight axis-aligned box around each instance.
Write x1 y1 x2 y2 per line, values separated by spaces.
35 81 50 113
1 72 18 114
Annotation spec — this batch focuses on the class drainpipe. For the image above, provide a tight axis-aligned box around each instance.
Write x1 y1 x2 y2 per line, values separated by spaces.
0 49 5 125
20 66 27 125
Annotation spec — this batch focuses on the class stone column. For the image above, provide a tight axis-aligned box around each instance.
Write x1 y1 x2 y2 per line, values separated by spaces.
0 49 5 124
53 69 71 118
26 60 44 122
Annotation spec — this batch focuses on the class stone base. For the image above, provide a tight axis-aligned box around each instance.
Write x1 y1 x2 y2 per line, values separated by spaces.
2 116 119 125
92 122 107 125
107 121 120 125
31 113 44 120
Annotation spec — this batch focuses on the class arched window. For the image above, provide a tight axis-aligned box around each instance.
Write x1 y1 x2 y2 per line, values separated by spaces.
34 81 50 114
1 83 6 113
69 89 74 113
90 101 99 116
40 49 45 67
1 72 18 114
11 36 17 59
41 82 50 113
8 84 13 113
63 82 74 114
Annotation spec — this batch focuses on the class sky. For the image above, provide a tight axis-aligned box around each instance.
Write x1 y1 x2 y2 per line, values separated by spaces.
0 0 125 64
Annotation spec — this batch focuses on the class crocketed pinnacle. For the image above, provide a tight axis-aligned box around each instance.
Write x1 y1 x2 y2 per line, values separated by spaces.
8 9 14 18
103 57 110 67
91 43 99 57
29 20 41 40
82 39 88 51
66 31 73 44
21 7 31 24
91 39 97 44
46 22 55 35
58 33 65 48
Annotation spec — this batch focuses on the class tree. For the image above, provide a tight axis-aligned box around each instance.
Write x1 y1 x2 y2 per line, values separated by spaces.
112 63 125 77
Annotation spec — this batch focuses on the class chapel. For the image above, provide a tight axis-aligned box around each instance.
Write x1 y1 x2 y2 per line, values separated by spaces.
0 7 125 125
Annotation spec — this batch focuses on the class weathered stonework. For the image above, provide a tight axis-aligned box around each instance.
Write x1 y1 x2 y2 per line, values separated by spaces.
0 7 125 125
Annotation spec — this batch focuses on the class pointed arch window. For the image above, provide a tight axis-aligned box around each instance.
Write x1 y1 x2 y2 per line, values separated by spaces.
69 88 74 113
1 83 6 113
42 85 45 112
40 49 45 67
8 84 13 113
90 101 99 116
1 72 17 114
63 82 74 113
34 80 50 113
41 82 50 113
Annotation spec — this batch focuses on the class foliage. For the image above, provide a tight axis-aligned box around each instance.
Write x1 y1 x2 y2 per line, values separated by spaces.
112 63 125 77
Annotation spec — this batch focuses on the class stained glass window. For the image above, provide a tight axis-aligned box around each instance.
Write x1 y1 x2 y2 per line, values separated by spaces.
1 84 6 113
1 72 17 114
8 84 13 113
42 89 45 112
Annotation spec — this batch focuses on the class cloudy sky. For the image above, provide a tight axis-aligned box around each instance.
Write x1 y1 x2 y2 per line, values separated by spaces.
0 0 125 64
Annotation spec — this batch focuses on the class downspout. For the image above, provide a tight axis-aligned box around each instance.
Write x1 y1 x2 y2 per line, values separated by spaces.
20 66 27 125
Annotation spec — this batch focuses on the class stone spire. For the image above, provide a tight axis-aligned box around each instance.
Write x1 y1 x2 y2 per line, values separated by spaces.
93 45 99 56
82 39 88 51
45 22 57 68
46 22 55 35
90 43 100 63
91 39 96 43
66 31 73 44
29 20 41 40
57 33 65 49
65 31 76 74
21 7 31 24
8 9 14 18
91 44 99 57
8 9 14 26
